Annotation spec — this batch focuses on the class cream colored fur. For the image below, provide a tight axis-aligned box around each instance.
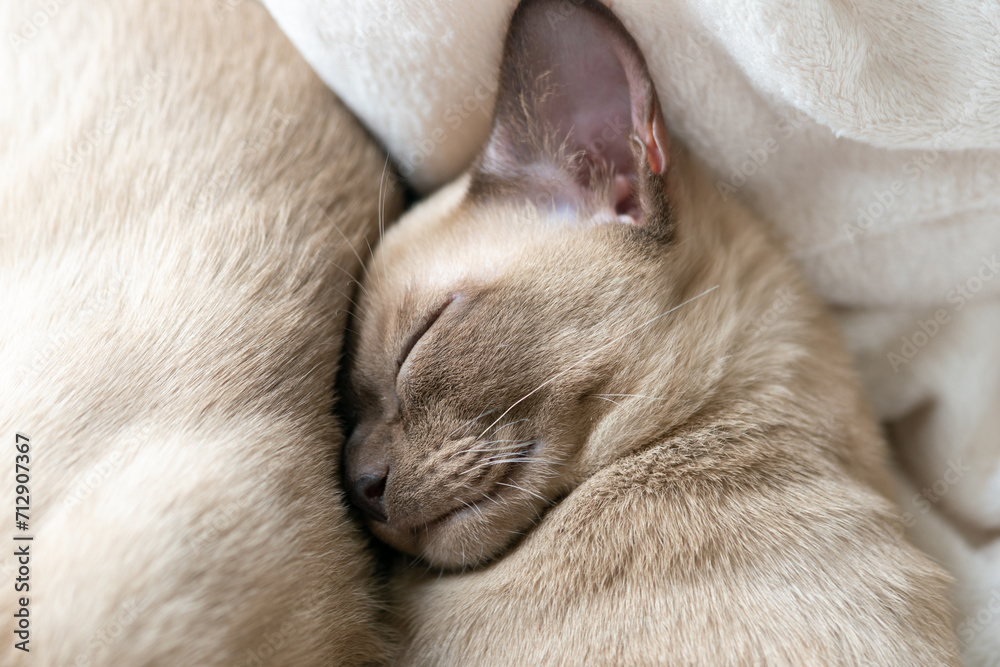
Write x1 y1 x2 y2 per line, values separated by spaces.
341 1 960 663
356 160 960 666
0 0 399 664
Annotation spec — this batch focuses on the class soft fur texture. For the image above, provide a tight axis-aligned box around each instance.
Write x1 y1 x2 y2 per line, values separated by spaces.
1 0 400 664
264 2 1000 661
341 1 959 663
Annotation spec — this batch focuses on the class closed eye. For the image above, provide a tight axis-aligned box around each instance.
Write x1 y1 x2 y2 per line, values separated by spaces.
397 295 457 375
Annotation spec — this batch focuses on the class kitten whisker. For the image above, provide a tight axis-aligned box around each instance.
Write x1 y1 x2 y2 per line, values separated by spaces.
348 278 372 301
460 408 500 438
457 497 485 520
482 418 531 440
375 153 390 290
463 457 521 473
320 207 367 278
474 489 503 508
592 395 624 408
496 481 548 505
378 154 388 245
480 454 526 465
447 422 475 439
463 454 542 474
452 442 521 458
323 261 372 300
363 234 378 267
474 438 526 453
447 406 499 440
477 285 720 439
591 394 645 417
473 405 500 421
594 393 666 401
331 288 363 312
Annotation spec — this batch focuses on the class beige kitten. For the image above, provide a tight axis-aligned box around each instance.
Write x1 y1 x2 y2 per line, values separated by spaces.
0 0 399 664
342 0 959 663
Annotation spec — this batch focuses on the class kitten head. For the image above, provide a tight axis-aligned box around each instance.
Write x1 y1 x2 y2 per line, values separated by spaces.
343 0 720 569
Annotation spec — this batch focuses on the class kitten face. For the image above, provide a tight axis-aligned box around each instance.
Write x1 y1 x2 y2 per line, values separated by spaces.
344 181 689 567
344 0 697 569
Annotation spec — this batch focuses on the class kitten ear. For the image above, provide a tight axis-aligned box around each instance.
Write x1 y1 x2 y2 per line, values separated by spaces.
471 0 670 229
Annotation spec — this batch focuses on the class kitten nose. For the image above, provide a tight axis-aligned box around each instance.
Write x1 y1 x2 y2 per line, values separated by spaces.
350 472 388 523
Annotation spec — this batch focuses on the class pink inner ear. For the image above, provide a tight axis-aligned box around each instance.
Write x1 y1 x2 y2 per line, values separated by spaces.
529 17 642 179
477 0 670 226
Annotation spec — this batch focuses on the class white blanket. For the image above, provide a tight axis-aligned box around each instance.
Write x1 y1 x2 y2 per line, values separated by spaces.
262 0 1000 661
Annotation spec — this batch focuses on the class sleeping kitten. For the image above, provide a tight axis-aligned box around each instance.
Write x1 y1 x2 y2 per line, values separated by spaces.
342 0 959 663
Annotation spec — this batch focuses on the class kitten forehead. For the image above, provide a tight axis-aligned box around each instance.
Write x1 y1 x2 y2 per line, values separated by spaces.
373 174 617 300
